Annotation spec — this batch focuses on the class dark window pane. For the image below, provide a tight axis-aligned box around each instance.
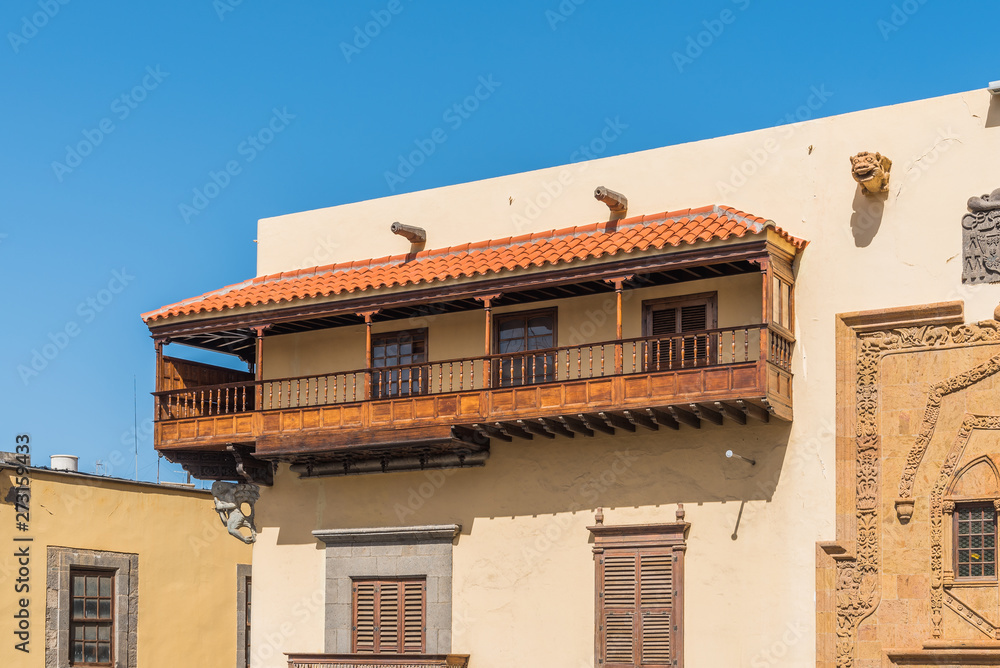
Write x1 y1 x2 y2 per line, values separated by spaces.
73 577 84 596
99 600 111 619
84 643 97 663
956 504 997 579
73 626 84 640
86 577 98 597
85 600 98 619
98 625 110 642
73 642 84 662
73 599 84 618
97 643 111 663
99 578 111 597
84 625 97 641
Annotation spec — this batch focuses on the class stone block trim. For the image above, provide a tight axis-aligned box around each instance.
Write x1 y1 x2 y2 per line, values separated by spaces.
236 563 251 668
46 547 138 668
313 525 460 655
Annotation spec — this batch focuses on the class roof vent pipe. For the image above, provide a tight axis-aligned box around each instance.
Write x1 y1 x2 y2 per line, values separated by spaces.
390 222 427 244
594 186 628 220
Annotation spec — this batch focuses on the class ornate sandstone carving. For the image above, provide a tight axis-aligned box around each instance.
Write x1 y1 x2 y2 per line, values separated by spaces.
929 415 1000 636
211 481 260 544
850 152 892 195
836 320 1000 668
896 346 1000 505
963 188 1000 284
944 590 998 639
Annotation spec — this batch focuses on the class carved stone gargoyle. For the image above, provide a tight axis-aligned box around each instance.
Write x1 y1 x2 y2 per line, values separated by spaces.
849 151 892 194
211 481 260 544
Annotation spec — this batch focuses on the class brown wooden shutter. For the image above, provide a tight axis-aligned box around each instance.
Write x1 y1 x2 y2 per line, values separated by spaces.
601 552 637 666
649 302 710 369
353 581 377 652
379 582 400 652
402 580 426 653
639 553 673 665
650 309 677 337
599 550 675 667
353 579 426 654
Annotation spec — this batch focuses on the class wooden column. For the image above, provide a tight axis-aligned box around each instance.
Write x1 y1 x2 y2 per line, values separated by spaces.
253 326 269 409
604 277 632 374
758 257 773 368
154 339 165 420
358 311 380 400
475 294 502 388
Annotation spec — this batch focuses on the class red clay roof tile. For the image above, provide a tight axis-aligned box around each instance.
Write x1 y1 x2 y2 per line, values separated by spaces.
142 205 806 323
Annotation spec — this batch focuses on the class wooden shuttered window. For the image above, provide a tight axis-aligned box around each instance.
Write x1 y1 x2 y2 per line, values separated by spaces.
352 579 426 654
591 522 687 668
599 550 676 667
643 293 717 370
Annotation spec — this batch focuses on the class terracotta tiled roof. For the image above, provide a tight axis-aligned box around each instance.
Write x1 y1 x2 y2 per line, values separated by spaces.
142 205 806 323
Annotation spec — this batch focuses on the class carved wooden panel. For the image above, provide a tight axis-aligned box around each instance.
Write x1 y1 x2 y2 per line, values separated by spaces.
157 360 786 453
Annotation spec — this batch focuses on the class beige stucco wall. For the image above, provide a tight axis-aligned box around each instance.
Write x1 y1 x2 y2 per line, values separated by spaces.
247 88 1000 667
263 273 763 381
0 468 251 668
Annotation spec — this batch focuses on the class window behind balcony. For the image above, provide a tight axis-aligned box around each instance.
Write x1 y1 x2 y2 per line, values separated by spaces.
495 309 556 387
642 293 717 370
371 329 428 399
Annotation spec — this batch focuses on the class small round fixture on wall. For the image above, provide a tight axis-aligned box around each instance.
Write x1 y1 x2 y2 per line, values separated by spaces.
725 449 756 466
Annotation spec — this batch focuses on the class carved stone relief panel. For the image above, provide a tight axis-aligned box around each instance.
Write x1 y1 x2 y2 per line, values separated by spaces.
963 188 1000 284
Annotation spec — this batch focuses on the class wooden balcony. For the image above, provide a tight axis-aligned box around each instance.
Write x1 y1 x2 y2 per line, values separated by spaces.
286 654 469 668
154 325 792 475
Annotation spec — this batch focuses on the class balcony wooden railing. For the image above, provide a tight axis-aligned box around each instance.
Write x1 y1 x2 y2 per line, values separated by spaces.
155 325 790 420
286 655 469 668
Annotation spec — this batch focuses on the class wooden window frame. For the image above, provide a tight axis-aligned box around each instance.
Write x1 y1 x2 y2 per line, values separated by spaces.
589 523 689 668
69 568 115 667
953 502 998 582
370 328 429 399
641 292 718 369
492 307 558 387
351 577 427 654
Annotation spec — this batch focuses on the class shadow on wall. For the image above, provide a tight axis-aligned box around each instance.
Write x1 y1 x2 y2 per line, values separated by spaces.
850 187 887 248
987 94 1000 129
257 420 794 546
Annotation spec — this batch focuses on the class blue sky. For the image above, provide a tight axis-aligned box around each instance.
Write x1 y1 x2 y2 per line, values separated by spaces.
1 1 998 484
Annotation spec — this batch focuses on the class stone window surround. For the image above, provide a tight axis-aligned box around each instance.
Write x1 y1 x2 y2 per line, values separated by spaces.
46 547 138 668
313 525 460 655
236 563 251 668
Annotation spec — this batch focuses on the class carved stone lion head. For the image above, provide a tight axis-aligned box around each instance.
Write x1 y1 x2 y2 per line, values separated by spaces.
850 151 892 194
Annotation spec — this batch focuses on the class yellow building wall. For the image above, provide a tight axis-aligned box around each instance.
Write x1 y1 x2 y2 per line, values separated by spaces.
245 87 1000 667
0 468 251 668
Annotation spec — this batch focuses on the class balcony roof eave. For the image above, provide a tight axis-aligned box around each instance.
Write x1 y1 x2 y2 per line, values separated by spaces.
149 237 784 355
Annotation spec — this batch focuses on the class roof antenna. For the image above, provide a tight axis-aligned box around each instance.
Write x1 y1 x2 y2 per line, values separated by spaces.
133 375 139 481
